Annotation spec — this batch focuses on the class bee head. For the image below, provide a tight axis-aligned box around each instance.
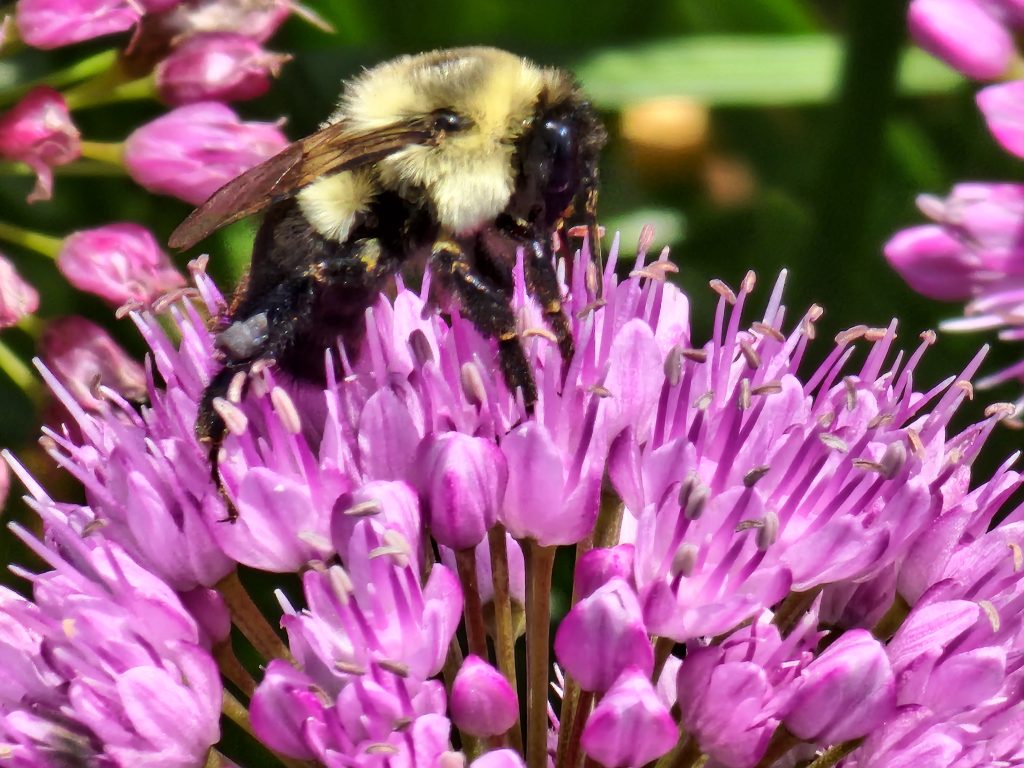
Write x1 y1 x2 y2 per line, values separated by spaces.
338 47 604 235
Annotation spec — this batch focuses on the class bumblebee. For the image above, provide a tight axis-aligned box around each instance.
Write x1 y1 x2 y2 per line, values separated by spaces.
170 47 606 449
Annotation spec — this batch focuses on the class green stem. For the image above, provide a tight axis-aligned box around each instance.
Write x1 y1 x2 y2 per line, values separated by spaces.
0 338 42 405
562 689 593 768
78 141 126 167
0 50 119 106
872 593 910 641
654 734 705 768
488 525 523 754
0 221 62 259
455 547 489 663
214 640 258 698
524 541 556 768
215 571 294 664
62 67 156 111
806 739 864 768
0 159 128 177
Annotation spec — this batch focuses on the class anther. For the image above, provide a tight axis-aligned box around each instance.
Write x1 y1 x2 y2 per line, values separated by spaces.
378 660 410 678
743 465 770 487
678 474 709 520
408 329 434 366
460 361 487 406
664 346 684 386
693 391 714 410
212 397 248 435
741 270 756 294
672 542 698 578
681 348 708 363
878 441 907 480
819 433 849 452
985 402 1017 420
188 253 209 274
739 379 752 410
1009 542 1023 572
979 600 1000 632
751 381 783 395
343 500 382 517
752 322 785 342
739 339 761 369
227 371 246 403
271 387 302 434
836 325 868 346
709 279 737 304
955 380 975 400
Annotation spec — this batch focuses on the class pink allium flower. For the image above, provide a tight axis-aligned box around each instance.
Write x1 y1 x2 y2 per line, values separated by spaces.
0 508 220 766
886 183 1024 392
0 86 80 202
40 316 146 411
9 237 1024 768
155 32 290 106
450 655 519 738
15 0 140 49
579 669 676 768
907 0 1017 79
58 223 185 307
124 102 287 205
977 81 1024 159
0 253 39 328
158 0 292 42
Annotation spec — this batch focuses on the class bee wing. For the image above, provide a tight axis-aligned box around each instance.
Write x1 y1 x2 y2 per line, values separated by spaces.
168 119 436 250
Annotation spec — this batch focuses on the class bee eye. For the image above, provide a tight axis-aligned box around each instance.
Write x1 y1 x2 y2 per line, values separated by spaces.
432 109 471 133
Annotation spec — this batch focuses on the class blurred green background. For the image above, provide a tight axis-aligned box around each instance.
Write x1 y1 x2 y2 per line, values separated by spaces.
1 0 1021 507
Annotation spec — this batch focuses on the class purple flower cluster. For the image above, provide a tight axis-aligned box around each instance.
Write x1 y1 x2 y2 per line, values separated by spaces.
889 6 1024 402
6 234 1024 768
0 0 294 404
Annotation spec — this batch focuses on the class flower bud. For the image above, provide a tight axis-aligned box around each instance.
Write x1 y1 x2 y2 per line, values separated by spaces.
908 0 1013 80
978 81 1024 159
250 660 323 760
0 87 80 202
883 225 976 301
40 317 146 411
58 223 185 306
573 544 635 600
784 629 896 744
450 655 518 738
501 421 600 545
15 0 140 49
124 102 287 205
156 33 290 106
580 669 677 768
416 432 507 551
160 0 291 42
554 578 653 693
470 750 526 768
0 255 39 328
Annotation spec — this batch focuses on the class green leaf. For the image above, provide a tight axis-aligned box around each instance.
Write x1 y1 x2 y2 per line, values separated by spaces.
575 36 963 108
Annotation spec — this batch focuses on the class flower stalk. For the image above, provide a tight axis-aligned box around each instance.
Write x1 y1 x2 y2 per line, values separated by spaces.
525 540 556 768
77 139 126 166
0 220 61 258
0 49 118 107
216 571 294 664
0 336 43 404
456 547 490 663
488 524 523 753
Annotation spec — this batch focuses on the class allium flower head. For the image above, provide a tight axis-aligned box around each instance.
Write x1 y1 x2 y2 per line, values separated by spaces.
0 86 80 202
7 235 1024 768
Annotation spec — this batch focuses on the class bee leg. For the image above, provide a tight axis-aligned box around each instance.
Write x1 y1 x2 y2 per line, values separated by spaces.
429 239 538 410
524 239 574 364
494 214 574 366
